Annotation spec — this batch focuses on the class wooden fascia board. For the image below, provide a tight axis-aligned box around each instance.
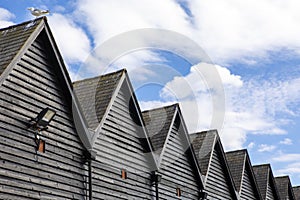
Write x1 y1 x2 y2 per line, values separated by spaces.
157 105 178 169
123 72 158 170
268 167 281 200
176 106 205 189
214 134 240 200
0 19 45 86
245 153 264 200
93 71 126 145
238 153 247 194
203 131 217 186
42 19 93 151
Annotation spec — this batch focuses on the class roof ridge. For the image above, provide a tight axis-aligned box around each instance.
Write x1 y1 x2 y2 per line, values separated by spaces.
73 68 126 85
0 17 45 31
142 103 178 113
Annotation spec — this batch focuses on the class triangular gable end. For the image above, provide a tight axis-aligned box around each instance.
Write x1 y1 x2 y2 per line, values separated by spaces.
191 130 239 200
0 17 91 151
226 150 262 200
144 104 203 199
85 70 157 199
0 17 91 198
142 104 177 163
275 176 295 200
253 164 280 200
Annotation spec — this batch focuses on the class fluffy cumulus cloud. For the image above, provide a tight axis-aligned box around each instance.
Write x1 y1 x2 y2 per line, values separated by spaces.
48 13 91 64
0 8 15 28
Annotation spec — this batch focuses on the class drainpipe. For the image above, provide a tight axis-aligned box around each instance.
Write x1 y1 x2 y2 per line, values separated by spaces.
151 171 162 200
85 150 96 200
88 159 92 200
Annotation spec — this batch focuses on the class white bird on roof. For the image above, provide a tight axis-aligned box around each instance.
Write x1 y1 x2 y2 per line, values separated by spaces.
27 7 49 17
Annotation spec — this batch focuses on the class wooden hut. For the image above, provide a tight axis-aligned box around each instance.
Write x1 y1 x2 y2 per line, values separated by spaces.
142 104 204 199
275 176 295 200
190 130 239 200
0 17 91 199
73 69 157 199
226 149 263 200
253 164 280 200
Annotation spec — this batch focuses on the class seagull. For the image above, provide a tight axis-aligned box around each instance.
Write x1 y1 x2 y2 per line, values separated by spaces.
27 7 50 17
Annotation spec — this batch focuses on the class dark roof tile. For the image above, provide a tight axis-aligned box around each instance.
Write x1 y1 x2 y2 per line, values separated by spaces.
73 69 124 129
275 176 295 200
142 104 177 152
225 150 246 191
0 18 43 76
190 130 217 176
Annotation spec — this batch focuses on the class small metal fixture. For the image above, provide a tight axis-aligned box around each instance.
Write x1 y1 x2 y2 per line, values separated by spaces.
29 107 56 131
29 107 56 161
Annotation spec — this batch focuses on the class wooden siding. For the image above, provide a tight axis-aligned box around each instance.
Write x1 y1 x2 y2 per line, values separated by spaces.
266 180 276 200
205 146 235 200
91 80 154 199
0 31 88 199
240 164 257 200
158 115 200 199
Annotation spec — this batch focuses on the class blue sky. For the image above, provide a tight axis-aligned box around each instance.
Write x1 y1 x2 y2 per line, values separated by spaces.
1 0 300 185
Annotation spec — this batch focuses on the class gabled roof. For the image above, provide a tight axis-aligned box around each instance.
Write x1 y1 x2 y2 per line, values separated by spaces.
142 104 176 153
0 18 44 78
142 104 204 188
73 69 124 130
293 186 300 199
275 176 295 200
226 149 262 199
0 17 93 153
73 68 156 164
190 130 238 199
253 164 280 200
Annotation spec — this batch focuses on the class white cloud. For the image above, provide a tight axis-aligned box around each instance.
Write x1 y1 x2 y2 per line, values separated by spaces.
247 142 255 149
48 13 91 64
273 153 300 162
189 0 300 62
280 138 293 145
258 144 276 152
0 8 14 28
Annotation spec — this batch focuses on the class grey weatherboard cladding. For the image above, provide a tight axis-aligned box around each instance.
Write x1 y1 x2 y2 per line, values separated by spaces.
226 149 263 200
73 70 156 199
190 130 239 200
253 164 281 200
0 18 89 199
142 104 204 199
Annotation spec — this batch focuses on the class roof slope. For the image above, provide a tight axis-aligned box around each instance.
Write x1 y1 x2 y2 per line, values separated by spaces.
73 69 124 129
0 18 43 76
253 164 280 200
190 130 238 199
226 149 262 199
142 104 176 152
226 150 246 191
190 130 216 175
275 176 295 200
293 186 300 199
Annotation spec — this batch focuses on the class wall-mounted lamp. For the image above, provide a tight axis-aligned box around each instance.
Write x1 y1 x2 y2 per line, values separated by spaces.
29 107 56 131
199 190 208 200
29 108 56 161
